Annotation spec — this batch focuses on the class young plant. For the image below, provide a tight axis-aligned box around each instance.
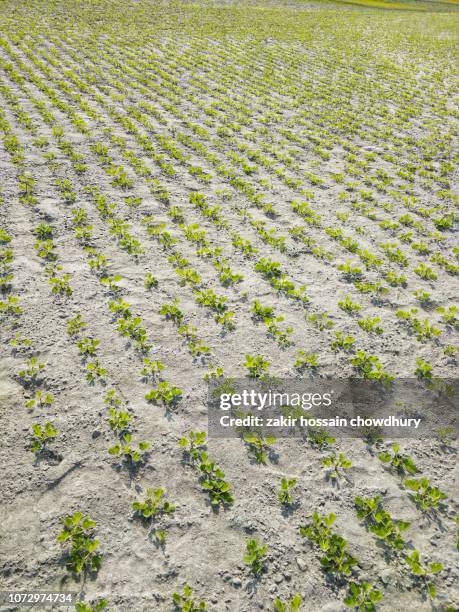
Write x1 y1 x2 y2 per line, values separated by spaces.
243 431 276 464
244 354 270 378
172 584 207 611
358 316 383 335
355 495 410 550
144 272 158 289
179 430 207 462
243 538 268 576
160 298 184 324
67 313 86 336
404 550 443 598
75 599 108 612
344 581 382 611
321 452 352 480
198 451 234 507
25 389 54 409
49 272 72 296
404 477 447 512
86 360 106 383
145 380 182 405
378 443 418 475
273 594 302 612
77 337 100 357
277 477 298 505
107 406 131 432
132 487 175 518
414 358 432 380
331 331 356 351
307 428 335 449
18 356 45 385
140 357 165 379
338 295 361 314
108 432 150 464
350 351 393 382
30 421 58 454
299 512 357 576
308 312 334 330
57 512 102 575
294 350 318 370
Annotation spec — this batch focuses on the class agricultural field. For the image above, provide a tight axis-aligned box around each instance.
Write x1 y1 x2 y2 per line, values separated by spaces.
0 0 458 610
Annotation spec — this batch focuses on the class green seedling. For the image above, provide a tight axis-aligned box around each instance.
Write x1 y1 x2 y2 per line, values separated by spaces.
30 421 58 453
154 528 167 545
404 477 447 512
300 512 357 575
108 432 150 463
100 274 123 293
244 354 270 378
179 430 207 462
195 288 228 314
116 316 148 346
278 477 297 505
243 538 268 576
107 407 131 431
198 451 234 506
49 272 72 296
308 312 334 330
75 599 108 612
415 358 432 380
210 305 234 327
307 428 335 449
378 443 418 475
243 431 276 464
140 357 165 378
172 584 207 611
67 314 86 336
350 351 393 382
108 298 132 318
358 316 383 335
132 487 175 517
25 389 54 409
77 337 100 357
436 426 455 447
414 263 437 281
144 272 158 289
294 350 318 370
331 331 356 351
86 360 106 383
34 223 53 239
355 495 410 550
160 298 184 324
338 295 361 314
145 380 182 405
273 594 302 612
57 512 102 575
338 260 363 280
18 356 45 384
0 228 12 243
9 332 32 349
413 289 433 306
104 388 122 409
436 305 458 329
34 238 56 261
0 295 21 316
404 549 443 598
321 452 352 480
87 251 109 273
344 581 382 611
